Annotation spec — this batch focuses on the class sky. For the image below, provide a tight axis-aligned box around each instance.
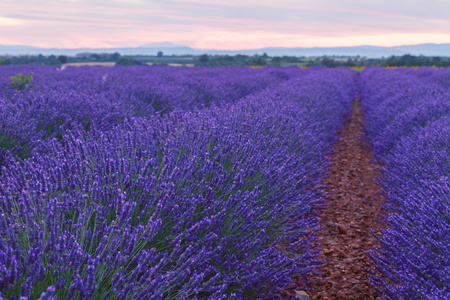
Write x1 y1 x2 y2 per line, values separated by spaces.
1 0 450 49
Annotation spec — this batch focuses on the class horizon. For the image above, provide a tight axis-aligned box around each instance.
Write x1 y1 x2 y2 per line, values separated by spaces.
2 0 450 50
2 42 450 51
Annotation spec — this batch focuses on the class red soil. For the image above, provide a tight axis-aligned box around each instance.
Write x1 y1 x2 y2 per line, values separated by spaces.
281 93 385 299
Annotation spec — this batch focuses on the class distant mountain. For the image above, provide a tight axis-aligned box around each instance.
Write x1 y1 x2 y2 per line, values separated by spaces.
391 44 450 57
1 43 449 58
204 44 450 57
0 44 201 56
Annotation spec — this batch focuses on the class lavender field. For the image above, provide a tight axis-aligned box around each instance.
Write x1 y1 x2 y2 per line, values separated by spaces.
0 66 356 299
1 65 449 299
360 67 450 299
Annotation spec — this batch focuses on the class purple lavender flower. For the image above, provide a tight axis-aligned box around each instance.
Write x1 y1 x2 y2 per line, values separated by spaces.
360 67 450 299
0 65 356 298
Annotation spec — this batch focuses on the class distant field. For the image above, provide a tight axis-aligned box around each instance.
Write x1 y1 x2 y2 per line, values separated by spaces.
145 62 195 67
60 62 195 69
61 62 116 69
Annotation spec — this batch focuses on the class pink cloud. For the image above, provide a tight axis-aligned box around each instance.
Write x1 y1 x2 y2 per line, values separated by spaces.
1 0 450 49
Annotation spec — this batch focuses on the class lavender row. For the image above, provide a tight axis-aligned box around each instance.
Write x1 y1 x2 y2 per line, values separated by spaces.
0 66 299 161
359 67 450 299
0 67 355 299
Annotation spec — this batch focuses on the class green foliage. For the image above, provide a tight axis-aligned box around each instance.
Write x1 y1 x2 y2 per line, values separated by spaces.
199 54 209 63
57 55 68 64
385 54 450 67
271 56 282 66
111 52 121 61
321 58 338 68
10 72 34 91
115 57 144 66
247 56 267 66
194 54 305 67
1 54 59 65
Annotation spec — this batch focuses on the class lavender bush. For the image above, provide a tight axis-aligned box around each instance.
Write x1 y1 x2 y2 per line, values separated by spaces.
359 67 450 299
1 66 355 299
0 66 300 161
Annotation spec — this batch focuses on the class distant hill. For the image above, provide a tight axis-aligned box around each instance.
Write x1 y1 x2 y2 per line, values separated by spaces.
0 44 202 57
1 43 449 58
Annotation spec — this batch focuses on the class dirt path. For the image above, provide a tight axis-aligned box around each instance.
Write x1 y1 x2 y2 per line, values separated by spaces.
303 92 384 300
279 92 385 300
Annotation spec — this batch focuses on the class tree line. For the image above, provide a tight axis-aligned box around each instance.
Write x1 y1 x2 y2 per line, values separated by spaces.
1 53 449 68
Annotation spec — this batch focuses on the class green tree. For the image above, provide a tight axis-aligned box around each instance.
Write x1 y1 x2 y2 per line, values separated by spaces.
90 53 101 61
321 58 337 68
57 55 68 64
115 57 144 66
343 59 356 67
111 52 121 61
248 56 267 66
271 57 282 66
199 54 209 63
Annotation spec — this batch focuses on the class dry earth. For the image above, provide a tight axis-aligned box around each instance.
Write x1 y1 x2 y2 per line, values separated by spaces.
281 93 385 300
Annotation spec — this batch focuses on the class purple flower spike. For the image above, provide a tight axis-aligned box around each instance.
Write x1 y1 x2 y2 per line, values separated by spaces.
38 285 56 300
